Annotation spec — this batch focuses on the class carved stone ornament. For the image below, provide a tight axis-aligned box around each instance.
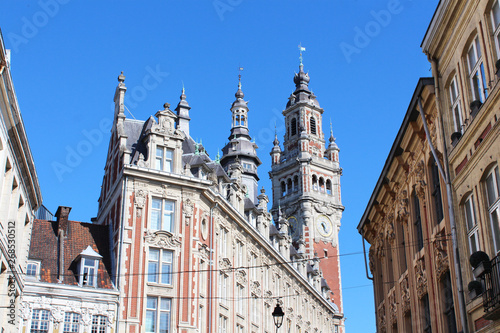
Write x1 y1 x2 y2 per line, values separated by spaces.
198 243 210 261
51 306 65 323
397 190 409 224
219 257 232 272
19 301 31 320
388 288 397 325
183 198 194 225
314 202 338 216
413 161 427 199
235 269 247 285
400 274 410 315
144 230 181 249
81 308 92 326
368 247 376 274
374 233 385 259
250 280 261 296
135 189 147 209
378 302 386 333
415 257 427 299
385 221 396 246
434 237 449 280
264 290 273 306
137 153 147 168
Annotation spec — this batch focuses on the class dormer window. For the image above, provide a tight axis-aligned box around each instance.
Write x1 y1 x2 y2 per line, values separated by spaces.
155 147 173 172
76 246 102 287
26 261 40 280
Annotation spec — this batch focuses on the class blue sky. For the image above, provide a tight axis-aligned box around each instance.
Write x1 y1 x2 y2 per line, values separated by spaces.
1 1 439 331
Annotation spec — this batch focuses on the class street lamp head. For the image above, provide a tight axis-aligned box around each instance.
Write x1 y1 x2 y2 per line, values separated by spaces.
272 301 285 328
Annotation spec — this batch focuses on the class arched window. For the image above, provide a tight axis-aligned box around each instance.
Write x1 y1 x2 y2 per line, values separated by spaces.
412 190 424 252
287 179 293 195
235 115 240 126
310 117 317 135
291 118 297 136
241 115 245 126
319 177 325 193
312 175 318 191
326 180 332 195
281 181 287 197
293 175 299 192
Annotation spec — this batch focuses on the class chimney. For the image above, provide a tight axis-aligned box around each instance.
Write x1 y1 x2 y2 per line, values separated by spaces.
55 206 71 236
55 206 71 283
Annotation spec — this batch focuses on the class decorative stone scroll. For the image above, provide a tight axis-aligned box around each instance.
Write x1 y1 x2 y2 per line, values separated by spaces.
388 288 397 326
144 230 181 249
415 257 427 299
183 198 194 226
434 235 449 280
396 190 409 224
250 280 261 296
235 269 247 286
135 189 147 217
400 274 410 315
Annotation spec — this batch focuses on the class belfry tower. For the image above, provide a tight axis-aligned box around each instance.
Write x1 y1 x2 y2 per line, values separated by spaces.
269 50 344 314
221 74 262 203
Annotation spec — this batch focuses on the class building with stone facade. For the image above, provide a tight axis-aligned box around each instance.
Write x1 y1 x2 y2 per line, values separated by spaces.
422 0 500 331
358 78 464 333
94 60 345 332
0 29 42 331
19 206 119 333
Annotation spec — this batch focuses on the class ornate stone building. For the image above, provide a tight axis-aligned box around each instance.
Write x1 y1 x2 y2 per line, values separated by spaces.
95 62 344 332
19 206 119 333
358 79 463 332
422 0 500 331
0 29 42 331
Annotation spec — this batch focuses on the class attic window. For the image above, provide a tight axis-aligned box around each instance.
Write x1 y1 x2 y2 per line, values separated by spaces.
77 246 102 287
26 261 40 280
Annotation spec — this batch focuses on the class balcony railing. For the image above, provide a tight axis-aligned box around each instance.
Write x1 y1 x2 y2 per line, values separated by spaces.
483 254 500 317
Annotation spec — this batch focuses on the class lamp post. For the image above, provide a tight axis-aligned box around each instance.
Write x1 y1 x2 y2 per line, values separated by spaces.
272 301 285 332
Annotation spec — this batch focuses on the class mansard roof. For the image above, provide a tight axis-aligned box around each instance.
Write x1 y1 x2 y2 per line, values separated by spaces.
29 214 114 289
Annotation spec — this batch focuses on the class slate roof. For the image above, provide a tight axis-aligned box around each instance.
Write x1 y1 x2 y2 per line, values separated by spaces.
29 214 114 289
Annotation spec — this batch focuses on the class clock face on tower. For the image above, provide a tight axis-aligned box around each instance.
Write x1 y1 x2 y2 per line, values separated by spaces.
316 215 333 238
288 216 300 238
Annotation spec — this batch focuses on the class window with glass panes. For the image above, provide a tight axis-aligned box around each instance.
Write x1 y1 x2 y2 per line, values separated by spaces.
430 156 444 224
491 1 500 58
146 297 171 333
464 194 480 254
155 147 173 172
63 312 80 333
31 309 50 333
151 198 174 232
218 272 228 305
81 257 97 287
91 315 107 333
148 248 173 285
467 37 488 103
486 166 500 252
27 262 38 277
237 283 244 314
413 191 424 252
449 76 463 133
235 240 244 267
219 227 228 258
441 271 457 333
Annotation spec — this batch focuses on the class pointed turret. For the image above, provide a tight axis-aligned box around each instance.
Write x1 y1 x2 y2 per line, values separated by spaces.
221 72 262 204
175 87 191 136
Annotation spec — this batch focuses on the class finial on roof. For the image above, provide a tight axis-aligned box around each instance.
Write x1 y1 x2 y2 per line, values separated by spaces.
298 44 306 69
235 66 244 99
118 71 125 83
216 149 220 163
163 102 170 110
182 80 185 95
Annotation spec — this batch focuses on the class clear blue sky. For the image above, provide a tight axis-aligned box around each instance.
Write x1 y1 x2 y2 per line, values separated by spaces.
1 1 439 331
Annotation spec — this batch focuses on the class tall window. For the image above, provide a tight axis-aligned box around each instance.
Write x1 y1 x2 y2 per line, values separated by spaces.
219 227 228 258
31 309 50 333
467 36 488 103
310 117 317 135
421 294 432 333
148 248 173 285
151 198 174 232
63 312 81 333
218 315 227 333
413 191 424 252
155 147 173 172
91 315 107 333
146 297 171 333
237 283 244 314
397 222 407 274
249 253 258 281
235 240 244 268
449 76 463 133
293 175 299 192
430 157 444 224
464 194 480 254
281 181 287 197
491 1 500 58
485 166 500 252
80 257 98 287
219 272 228 305
441 271 457 333
326 179 332 195
252 296 259 323
312 175 318 191
291 118 297 136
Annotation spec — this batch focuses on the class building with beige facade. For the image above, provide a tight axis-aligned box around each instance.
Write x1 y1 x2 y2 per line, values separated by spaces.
0 28 42 331
94 62 344 332
358 78 464 332
422 0 500 331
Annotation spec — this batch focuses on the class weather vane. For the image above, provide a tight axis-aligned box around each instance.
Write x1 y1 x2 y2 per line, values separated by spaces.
238 65 244 88
298 43 306 66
